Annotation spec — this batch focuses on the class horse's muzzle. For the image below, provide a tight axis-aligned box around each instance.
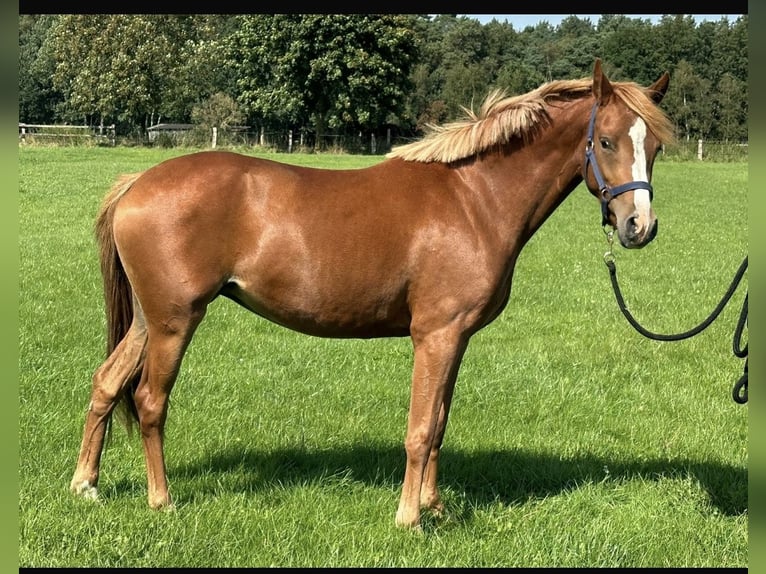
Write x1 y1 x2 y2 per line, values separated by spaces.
618 215 658 249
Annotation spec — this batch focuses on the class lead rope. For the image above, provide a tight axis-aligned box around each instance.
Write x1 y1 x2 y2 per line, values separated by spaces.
602 228 748 404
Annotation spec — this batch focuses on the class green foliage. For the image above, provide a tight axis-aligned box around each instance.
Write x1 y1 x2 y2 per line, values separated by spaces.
191 92 245 130
18 14 748 145
597 16 658 84
714 73 747 141
18 15 60 123
41 15 232 128
46 15 157 124
226 15 419 149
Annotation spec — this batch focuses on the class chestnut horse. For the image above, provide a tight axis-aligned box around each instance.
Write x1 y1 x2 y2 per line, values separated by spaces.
71 59 673 529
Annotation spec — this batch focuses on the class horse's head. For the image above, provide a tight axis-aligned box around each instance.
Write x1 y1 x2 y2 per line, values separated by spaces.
583 59 670 249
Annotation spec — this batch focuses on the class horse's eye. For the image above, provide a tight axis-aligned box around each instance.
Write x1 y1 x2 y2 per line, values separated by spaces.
600 138 612 150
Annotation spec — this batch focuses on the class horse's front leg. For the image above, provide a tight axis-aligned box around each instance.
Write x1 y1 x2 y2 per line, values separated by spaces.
395 326 468 529
419 362 461 516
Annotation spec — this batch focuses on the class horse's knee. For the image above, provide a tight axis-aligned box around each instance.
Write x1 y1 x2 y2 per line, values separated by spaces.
133 385 167 432
404 427 434 461
89 328 147 413
88 369 123 417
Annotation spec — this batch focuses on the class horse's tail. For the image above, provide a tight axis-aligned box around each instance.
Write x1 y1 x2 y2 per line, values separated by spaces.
95 172 144 431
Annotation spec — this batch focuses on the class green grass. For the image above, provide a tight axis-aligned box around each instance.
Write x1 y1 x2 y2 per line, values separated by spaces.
18 146 747 567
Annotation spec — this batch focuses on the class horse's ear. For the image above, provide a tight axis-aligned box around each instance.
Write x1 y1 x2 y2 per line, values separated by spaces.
592 58 613 106
647 71 670 104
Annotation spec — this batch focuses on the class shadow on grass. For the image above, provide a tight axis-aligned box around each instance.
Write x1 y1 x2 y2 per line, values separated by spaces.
110 442 746 518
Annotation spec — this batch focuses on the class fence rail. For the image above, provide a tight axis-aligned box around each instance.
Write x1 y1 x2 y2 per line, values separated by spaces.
19 123 116 145
18 122 748 161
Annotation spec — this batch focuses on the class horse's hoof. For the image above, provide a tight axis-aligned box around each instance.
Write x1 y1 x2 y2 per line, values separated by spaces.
396 521 423 534
149 497 175 512
395 511 422 531
70 480 99 501
426 503 445 518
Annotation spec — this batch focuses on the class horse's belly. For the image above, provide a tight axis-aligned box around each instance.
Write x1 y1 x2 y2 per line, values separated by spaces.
221 273 412 339
221 215 414 337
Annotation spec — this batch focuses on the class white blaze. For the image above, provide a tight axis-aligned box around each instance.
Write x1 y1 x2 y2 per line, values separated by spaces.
629 117 652 227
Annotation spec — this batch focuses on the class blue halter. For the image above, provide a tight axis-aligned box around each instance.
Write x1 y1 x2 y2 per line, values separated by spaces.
584 101 653 226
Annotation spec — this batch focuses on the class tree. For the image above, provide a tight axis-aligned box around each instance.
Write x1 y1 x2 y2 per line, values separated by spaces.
400 15 454 129
442 62 493 118
407 63 446 132
44 15 230 133
550 16 598 79
483 18 520 67
650 15 699 77
597 15 659 84
153 15 239 126
17 13 749 148
662 59 709 141
519 21 558 82
19 15 61 123
728 16 748 83
191 92 245 130
494 60 544 96
47 15 158 128
715 73 746 141
439 15 486 69
226 14 419 150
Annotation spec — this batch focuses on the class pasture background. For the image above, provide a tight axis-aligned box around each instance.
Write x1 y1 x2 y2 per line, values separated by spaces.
18 146 747 567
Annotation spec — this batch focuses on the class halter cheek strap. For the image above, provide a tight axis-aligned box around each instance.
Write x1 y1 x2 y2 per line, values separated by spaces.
584 102 653 226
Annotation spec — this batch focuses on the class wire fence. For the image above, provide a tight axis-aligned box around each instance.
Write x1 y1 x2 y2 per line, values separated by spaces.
19 123 748 162
662 139 748 162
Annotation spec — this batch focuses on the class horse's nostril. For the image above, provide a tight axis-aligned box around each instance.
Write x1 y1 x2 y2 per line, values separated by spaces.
648 218 658 241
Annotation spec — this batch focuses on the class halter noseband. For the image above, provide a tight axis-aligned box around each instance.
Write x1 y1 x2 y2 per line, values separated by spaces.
584 101 653 226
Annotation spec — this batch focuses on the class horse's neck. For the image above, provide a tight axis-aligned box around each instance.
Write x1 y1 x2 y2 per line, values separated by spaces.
464 98 590 249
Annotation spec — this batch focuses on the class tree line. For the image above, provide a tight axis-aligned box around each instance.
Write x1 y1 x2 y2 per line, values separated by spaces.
18 14 748 151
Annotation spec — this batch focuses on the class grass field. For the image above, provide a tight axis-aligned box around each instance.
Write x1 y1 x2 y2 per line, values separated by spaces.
18 146 747 567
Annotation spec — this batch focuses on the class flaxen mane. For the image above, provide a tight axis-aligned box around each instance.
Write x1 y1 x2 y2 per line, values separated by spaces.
388 78 675 164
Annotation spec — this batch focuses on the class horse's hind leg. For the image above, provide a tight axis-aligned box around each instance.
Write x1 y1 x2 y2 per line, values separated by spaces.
70 318 147 500
135 305 206 510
